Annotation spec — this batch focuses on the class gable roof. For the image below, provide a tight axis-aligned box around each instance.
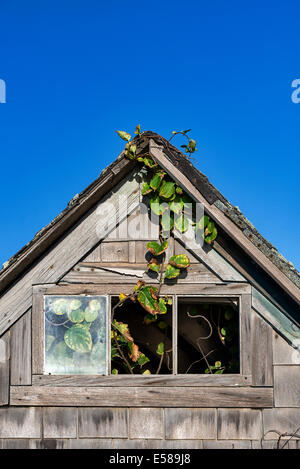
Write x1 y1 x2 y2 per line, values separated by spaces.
1 131 299 307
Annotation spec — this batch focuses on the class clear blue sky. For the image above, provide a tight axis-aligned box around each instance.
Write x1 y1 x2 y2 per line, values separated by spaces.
0 0 299 270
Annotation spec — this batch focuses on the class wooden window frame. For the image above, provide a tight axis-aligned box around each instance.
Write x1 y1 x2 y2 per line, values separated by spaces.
9 282 275 407
32 283 252 387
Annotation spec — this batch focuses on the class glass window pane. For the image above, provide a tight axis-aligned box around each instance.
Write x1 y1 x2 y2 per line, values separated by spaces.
44 295 108 375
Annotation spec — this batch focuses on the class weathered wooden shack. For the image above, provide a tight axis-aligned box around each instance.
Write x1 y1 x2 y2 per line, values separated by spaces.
0 131 299 449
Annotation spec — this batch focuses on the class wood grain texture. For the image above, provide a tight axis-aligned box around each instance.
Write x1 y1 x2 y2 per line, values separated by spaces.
78 408 128 438
251 313 273 386
273 331 300 365
10 309 32 385
62 261 221 284
32 373 251 387
0 170 141 336
240 295 253 375
263 408 300 440
129 408 163 439
43 407 77 438
0 407 41 438
217 409 262 440
274 365 300 407
0 331 10 405
10 386 273 407
165 408 216 439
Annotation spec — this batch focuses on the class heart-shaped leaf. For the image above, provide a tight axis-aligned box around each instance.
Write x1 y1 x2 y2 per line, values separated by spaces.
68 308 85 323
165 264 180 279
147 240 168 256
161 210 174 232
150 195 169 216
112 320 134 342
137 286 159 315
168 254 190 269
159 181 175 199
64 324 93 353
169 196 184 214
84 307 98 323
156 342 164 355
174 213 189 232
141 182 153 195
150 171 165 190
158 297 167 314
53 298 69 315
147 258 160 274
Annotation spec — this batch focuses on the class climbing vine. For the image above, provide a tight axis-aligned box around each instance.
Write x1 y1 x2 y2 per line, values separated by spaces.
111 125 221 375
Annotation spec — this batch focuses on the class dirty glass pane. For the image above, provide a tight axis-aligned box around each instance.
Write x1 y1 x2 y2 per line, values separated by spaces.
44 295 108 375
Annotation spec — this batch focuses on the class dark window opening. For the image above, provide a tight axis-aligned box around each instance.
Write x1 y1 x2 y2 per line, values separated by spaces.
111 297 173 375
177 297 240 374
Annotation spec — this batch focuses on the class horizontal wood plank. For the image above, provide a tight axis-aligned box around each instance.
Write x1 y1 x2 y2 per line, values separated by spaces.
32 374 252 387
10 386 273 407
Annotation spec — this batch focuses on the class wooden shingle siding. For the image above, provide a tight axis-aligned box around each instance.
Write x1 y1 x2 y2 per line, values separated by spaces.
43 408 78 439
0 331 10 406
165 408 216 440
129 408 164 439
274 366 300 407
0 407 41 438
10 309 32 385
273 331 300 365
263 408 300 439
78 408 128 438
217 409 262 440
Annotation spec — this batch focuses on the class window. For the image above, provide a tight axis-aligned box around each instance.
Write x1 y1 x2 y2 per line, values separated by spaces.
33 284 249 381
43 295 108 375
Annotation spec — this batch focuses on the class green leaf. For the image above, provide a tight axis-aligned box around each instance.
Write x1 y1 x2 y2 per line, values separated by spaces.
137 286 159 315
68 308 85 323
116 130 131 142
142 369 151 375
150 195 168 216
174 213 189 232
64 324 92 353
161 210 174 232
205 226 218 244
159 181 175 199
165 264 181 279
182 129 192 134
45 335 55 352
150 171 165 190
84 307 98 323
147 258 160 274
137 353 150 366
188 139 197 152
135 124 141 135
70 299 82 311
215 361 222 368
168 254 190 269
111 368 119 375
158 297 167 314
156 342 164 355
169 196 184 214
141 182 153 195
52 298 69 316
142 156 157 168
112 320 134 342
147 240 168 256
221 328 226 337
175 186 183 195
